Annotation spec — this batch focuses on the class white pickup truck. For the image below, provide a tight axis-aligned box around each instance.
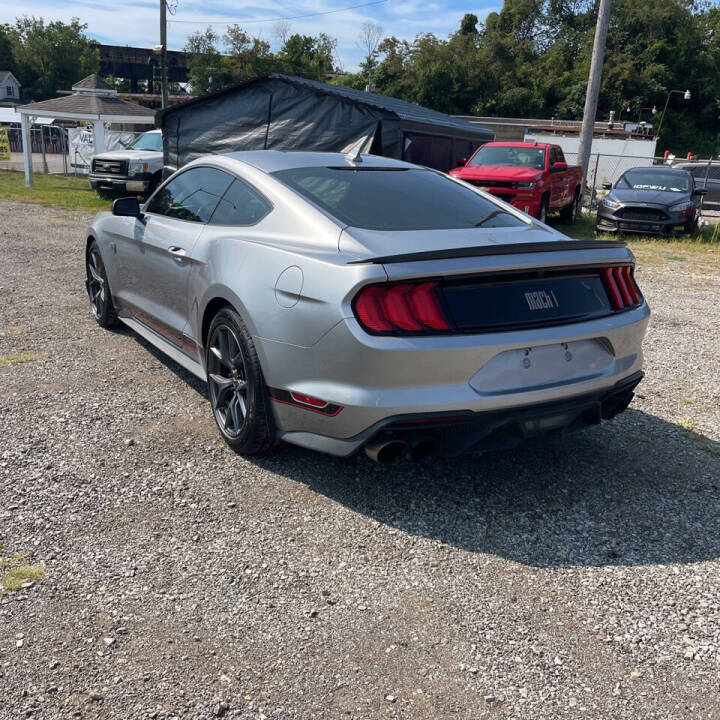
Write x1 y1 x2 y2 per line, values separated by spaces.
89 129 163 195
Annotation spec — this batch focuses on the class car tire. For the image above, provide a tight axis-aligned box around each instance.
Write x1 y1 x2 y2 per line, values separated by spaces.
561 188 581 223
205 307 276 456
86 241 119 328
538 194 549 223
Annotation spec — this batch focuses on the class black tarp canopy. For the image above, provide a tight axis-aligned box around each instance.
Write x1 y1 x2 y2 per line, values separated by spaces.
157 74 493 173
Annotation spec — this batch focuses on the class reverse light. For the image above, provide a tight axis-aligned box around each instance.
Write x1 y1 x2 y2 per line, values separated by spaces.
353 282 450 335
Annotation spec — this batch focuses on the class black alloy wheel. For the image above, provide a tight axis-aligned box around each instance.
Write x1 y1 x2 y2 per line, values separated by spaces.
86 241 118 328
206 308 275 455
207 322 249 440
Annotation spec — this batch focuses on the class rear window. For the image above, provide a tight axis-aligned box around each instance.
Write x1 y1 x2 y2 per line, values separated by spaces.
271 166 527 231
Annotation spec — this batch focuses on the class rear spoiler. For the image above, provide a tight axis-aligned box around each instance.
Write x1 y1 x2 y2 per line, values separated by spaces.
347 240 627 265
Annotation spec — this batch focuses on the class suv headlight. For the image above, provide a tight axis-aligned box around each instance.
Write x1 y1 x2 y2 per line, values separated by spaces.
669 200 694 213
516 181 535 189
128 160 148 177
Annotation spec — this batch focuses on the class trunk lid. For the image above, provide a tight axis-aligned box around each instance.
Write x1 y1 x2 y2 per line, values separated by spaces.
340 222 561 262
341 225 637 333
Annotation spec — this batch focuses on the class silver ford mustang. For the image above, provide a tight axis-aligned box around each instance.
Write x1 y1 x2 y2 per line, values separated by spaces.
85 151 650 462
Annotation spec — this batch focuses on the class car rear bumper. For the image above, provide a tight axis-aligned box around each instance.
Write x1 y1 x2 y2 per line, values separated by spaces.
259 302 650 457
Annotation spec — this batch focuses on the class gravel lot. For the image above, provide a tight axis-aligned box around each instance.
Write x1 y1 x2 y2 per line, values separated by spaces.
1 200 719 720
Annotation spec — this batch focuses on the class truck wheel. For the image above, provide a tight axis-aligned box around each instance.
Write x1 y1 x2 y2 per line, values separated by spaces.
561 188 581 223
538 195 549 224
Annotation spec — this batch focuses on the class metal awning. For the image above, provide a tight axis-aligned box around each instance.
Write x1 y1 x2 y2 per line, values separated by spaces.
17 73 155 186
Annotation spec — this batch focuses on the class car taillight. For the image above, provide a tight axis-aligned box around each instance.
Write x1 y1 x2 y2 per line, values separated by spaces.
601 265 642 311
353 281 450 335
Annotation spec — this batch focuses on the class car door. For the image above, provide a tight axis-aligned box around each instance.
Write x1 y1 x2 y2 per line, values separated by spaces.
114 166 234 350
548 147 565 209
704 164 720 210
553 147 572 204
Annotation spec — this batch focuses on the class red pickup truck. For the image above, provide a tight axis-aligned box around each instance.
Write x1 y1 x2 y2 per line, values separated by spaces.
449 141 583 223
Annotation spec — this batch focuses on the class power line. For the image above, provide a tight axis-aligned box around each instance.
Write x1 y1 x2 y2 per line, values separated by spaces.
167 0 388 25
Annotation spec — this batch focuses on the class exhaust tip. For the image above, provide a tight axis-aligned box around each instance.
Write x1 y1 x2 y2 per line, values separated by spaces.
365 438 408 463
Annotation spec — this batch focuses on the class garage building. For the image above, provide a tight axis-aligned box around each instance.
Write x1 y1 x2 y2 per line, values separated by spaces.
158 74 493 173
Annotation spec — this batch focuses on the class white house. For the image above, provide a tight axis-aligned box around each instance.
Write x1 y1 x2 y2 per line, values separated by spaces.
0 71 21 105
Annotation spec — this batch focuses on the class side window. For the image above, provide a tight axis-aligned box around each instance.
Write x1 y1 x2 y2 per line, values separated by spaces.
553 147 566 164
209 179 272 226
147 167 233 223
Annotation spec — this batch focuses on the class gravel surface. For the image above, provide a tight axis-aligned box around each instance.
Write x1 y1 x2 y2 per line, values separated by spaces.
1 200 719 720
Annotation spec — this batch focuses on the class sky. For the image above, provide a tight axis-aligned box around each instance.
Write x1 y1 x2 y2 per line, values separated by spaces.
0 0 501 71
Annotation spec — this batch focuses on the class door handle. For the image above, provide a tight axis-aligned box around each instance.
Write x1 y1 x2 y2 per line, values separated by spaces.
168 246 186 257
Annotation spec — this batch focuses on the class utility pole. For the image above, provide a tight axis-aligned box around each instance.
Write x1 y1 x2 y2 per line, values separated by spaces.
577 0 611 187
160 0 169 109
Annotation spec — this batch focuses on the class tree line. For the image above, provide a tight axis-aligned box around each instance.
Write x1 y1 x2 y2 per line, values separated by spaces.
182 0 720 155
0 17 100 100
3 2 720 155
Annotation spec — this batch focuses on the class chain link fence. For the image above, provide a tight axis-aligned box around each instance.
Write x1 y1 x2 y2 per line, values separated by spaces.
0 126 144 175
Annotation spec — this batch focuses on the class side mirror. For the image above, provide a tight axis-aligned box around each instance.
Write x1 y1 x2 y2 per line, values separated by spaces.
551 161 568 172
112 196 143 217
456 157 468 167
602 182 613 191
693 188 708 197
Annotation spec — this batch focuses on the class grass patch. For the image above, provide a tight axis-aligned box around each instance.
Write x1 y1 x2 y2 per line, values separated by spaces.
694 438 720 457
0 351 35 368
0 548 45 595
555 212 720 245
0 170 111 211
553 213 720 273
2 564 45 592
677 417 699 432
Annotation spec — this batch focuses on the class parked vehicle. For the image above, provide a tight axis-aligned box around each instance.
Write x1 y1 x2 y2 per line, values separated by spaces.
89 129 163 196
596 166 705 235
449 141 584 223
674 162 720 211
85 151 649 462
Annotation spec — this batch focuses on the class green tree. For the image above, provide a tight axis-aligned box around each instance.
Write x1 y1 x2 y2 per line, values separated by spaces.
277 33 337 78
223 25 273 81
9 17 99 100
184 27 230 95
0 24 14 73
459 13 479 35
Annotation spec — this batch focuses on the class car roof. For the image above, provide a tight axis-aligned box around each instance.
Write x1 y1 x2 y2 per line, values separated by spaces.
206 150 419 174
624 165 689 173
481 141 552 149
